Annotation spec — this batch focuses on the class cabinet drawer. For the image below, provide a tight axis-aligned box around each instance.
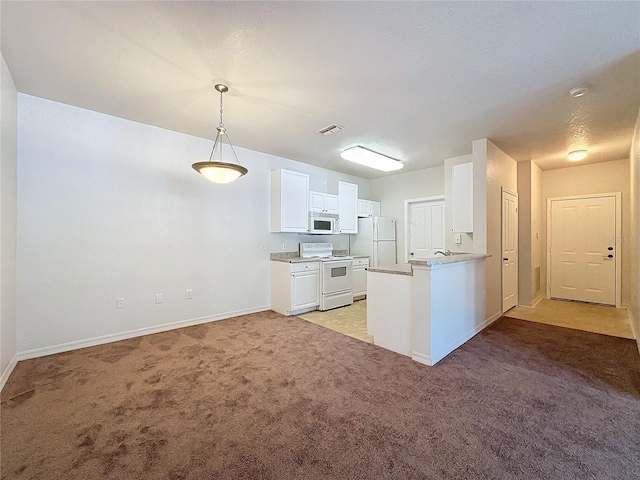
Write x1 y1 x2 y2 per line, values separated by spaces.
290 261 319 273
353 257 370 268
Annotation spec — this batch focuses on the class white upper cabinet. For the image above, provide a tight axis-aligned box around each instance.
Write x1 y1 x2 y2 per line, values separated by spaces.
452 162 473 233
338 181 358 234
357 199 381 217
271 169 310 233
310 191 339 214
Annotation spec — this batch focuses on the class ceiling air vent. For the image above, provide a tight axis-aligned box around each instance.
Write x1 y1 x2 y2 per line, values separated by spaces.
318 124 344 136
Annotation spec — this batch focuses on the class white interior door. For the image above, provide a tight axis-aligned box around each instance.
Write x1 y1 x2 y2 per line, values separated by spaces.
408 199 445 260
502 190 518 312
549 196 616 305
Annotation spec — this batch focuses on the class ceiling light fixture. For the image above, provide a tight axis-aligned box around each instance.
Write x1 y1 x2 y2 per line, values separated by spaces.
340 146 404 172
569 85 590 98
567 150 588 162
192 84 248 184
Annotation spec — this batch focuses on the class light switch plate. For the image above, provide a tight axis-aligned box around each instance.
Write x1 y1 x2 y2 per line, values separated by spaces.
455 234 462 245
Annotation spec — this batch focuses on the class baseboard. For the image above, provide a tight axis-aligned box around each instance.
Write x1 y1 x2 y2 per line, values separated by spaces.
411 351 431 366
625 305 640 353
429 312 502 365
0 354 19 393
412 312 502 367
17 305 270 361
518 295 543 309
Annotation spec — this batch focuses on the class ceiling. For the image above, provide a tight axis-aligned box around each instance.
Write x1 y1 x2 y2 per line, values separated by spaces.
2 1 639 178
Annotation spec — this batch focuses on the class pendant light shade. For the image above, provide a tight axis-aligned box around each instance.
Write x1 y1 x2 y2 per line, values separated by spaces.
192 84 248 183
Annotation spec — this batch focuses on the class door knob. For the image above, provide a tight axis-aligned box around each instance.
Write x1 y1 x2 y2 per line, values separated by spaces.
410 252 414 256
607 254 614 259
608 246 614 251
503 258 509 261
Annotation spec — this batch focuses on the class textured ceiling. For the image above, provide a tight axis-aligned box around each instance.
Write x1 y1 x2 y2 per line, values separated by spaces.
2 1 639 177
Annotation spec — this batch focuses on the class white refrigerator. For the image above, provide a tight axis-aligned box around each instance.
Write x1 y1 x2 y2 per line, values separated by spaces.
350 217 397 267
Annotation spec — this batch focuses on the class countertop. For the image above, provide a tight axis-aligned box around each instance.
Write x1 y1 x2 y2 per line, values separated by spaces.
367 264 413 276
270 252 368 263
409 253 490 266
270 253 319 263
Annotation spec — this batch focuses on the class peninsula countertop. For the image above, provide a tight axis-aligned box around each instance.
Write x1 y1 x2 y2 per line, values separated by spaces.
367 264 413 276
410 253 490 266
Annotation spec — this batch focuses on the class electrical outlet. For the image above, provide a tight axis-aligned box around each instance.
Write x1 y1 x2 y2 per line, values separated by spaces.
155 293 163 304
117 298 124 309
455 234 462 245
185 289 193 300
282 242 287 251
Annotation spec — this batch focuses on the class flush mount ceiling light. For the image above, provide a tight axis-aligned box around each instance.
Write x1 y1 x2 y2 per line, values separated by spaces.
192 84 248 184
340 146 404 172
567 150 588 162
569 85 590 98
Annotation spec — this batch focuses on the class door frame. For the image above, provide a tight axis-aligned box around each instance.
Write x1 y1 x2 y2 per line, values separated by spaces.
403 195 445 263
545 192 621 307
501 188 518 313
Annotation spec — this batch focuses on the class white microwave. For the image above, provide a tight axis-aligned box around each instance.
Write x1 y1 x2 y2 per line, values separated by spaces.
309 213 340 234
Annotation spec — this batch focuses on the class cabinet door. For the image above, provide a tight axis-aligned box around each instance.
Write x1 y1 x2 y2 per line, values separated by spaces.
309 191 325 213
291 271 319 310
272 169 309 233
352 267 367 296
324 194 339 214
370 201 381 217
357 199 371 217
338 181 358 233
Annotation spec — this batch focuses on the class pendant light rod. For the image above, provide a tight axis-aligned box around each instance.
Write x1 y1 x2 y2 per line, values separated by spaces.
192 83 248 184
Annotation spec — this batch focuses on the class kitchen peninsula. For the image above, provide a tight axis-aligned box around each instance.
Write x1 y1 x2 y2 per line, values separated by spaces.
367 254 489 366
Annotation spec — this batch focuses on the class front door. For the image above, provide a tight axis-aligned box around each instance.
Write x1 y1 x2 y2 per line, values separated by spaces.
549 195 616 305
502 189 518 312
408 199 445 260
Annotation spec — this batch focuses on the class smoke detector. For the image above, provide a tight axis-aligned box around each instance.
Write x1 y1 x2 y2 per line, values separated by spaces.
318 124 344 136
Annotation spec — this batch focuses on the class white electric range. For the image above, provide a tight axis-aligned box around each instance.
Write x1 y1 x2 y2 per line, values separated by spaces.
299 243 354 311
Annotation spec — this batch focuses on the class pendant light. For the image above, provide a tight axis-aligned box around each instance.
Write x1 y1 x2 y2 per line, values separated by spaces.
192 84 248 183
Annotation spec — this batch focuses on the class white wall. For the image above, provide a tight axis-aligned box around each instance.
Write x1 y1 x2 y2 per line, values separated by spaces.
471 139 488 255
444 154 473 252
1 54 18 389
16 95 370 356
517 160 543 306
541 159 631 305
531 162 542 302
475 139 517 320
369 165 444 264
629 108 640 348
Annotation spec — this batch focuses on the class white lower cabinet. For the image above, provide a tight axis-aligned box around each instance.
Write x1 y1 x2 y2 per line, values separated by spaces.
271 261 319 315
352 257 370 299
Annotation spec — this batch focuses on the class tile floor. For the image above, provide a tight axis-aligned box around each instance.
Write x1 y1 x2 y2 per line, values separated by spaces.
299 297 636 345
505 298 635 339
298 299 372 343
